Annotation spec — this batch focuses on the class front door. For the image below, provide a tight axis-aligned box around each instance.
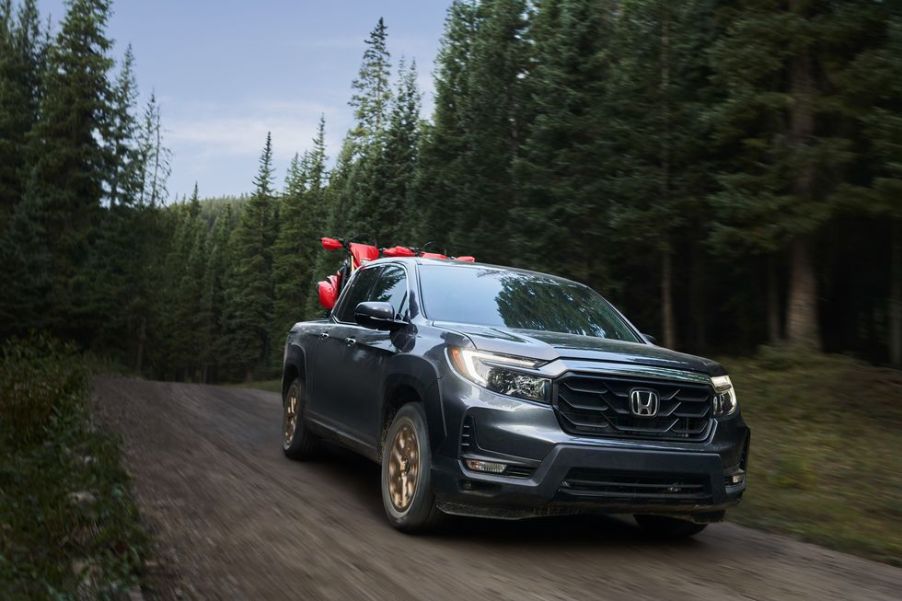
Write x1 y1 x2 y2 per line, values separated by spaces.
310 266 383 432
339 264 410 445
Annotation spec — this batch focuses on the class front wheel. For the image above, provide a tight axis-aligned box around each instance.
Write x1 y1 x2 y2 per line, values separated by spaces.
380 404 442 532
282 377 318 460
634 515 708 538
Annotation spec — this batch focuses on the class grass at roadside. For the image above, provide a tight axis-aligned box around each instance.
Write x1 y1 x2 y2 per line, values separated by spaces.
239 351 901 565
723 347 902 565
0 336 148 598
235 378 282 394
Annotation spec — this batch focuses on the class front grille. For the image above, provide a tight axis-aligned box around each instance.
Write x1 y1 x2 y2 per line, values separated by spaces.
560 468 711 503
554 373 713 441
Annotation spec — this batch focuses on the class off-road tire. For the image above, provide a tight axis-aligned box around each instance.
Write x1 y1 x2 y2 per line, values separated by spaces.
282 377 318 460
380 403 443 532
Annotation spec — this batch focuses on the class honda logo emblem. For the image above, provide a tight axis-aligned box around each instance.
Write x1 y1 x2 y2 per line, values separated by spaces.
629 389 659 417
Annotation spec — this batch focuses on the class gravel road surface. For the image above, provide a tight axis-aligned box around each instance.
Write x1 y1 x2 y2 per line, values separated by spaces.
92 377 901 600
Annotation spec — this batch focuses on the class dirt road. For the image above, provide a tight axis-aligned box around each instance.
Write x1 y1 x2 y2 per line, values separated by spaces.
93 377 901 600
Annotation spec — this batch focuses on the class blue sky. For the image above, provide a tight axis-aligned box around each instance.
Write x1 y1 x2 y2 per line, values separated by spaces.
42 0 448 198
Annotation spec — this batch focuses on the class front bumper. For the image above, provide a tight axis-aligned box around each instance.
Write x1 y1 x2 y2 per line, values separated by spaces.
431 377 749 520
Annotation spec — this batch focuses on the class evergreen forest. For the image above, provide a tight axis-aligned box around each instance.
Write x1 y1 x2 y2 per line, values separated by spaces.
2 0 900 382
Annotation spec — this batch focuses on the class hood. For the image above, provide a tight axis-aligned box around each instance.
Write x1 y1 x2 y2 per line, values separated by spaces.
435 322 722 375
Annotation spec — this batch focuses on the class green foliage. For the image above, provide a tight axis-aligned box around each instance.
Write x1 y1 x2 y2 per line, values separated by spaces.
0 336 148 596
417 0 529 262
227 133 277 377
512 0 613 281
106 45 143 207
349 17 392 151
1 0 901 381
724 351 902 564
0 0 44 230
0 334 87 449
272 118 329 346
21 0 114 336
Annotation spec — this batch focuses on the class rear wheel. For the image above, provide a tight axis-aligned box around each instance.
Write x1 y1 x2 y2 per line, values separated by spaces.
381 404 442 532
282 377 318 460
634 515 708 538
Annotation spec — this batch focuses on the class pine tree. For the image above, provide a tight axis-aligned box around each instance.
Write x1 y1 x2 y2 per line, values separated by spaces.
18 0 114 336
0 0 44 227
708 0 890 349
181 187 209 379
308 114 328 195
138 92 171 206
306 120 350 319
0 0 50 332
512 0 614 284
201 207 233 380
414 0 479 249
336 18 394 245
272 152 310 344
349 17 392 152
598 0 720 349
107 45 142 206
376 58 422 243
417 0 528 261
831 7 902 365
229 133 277 379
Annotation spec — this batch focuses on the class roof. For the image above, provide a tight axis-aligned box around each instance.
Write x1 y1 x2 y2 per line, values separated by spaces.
364 256 586 288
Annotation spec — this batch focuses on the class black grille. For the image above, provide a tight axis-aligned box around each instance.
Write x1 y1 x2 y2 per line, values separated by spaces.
504 465 536 478
560 468 711 503
554 373 713 441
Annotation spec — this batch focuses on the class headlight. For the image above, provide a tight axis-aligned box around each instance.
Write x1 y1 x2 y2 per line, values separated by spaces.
447 347 550 403
711 375 738 416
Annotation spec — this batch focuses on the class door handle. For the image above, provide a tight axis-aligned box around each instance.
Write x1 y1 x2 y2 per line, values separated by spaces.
345 337 356 346
319 332 329 339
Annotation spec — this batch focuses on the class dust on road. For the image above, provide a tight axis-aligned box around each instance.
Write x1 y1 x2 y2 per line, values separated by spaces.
92 377 902 600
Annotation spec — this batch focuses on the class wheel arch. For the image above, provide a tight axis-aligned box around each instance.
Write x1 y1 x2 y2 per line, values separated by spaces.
282 342 307 399
380 358 445 458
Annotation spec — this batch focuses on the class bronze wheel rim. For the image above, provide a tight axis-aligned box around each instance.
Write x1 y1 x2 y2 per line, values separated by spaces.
283 387 298 448
388 422 419 512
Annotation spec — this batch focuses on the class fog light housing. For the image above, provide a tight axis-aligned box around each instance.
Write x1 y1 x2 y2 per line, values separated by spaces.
726 469 746 487
465 459 507 474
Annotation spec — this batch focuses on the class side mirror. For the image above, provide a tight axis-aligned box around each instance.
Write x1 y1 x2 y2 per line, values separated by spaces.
643 333 657 345
355 302 404 331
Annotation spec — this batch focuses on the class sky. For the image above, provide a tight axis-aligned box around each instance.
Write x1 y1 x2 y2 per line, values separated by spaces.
41 0 449 199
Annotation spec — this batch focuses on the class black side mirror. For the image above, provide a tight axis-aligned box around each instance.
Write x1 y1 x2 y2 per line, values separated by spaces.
355 301 404 331
643 333 657 345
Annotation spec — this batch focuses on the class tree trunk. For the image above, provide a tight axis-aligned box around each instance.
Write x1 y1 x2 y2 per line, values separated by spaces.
661 249 676 349
690 241 707 351
659 10 675 350
786 238 819 348
245 367 254 383
767 254 781 344
135 316 146 373
785 11 821 349
890 220 901 367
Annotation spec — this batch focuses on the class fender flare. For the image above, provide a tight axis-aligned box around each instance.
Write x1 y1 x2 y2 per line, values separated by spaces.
281 342 308 398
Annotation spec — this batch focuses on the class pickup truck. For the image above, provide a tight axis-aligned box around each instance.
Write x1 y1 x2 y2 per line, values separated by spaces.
281 257 749 534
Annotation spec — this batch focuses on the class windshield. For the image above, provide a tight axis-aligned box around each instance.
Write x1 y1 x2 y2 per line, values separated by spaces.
418 265 641 341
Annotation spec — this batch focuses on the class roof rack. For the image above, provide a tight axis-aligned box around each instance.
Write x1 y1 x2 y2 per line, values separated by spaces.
315 237 475 310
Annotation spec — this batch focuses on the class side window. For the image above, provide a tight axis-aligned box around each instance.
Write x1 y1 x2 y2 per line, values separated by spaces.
335 267 381 323
366 265 408 320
